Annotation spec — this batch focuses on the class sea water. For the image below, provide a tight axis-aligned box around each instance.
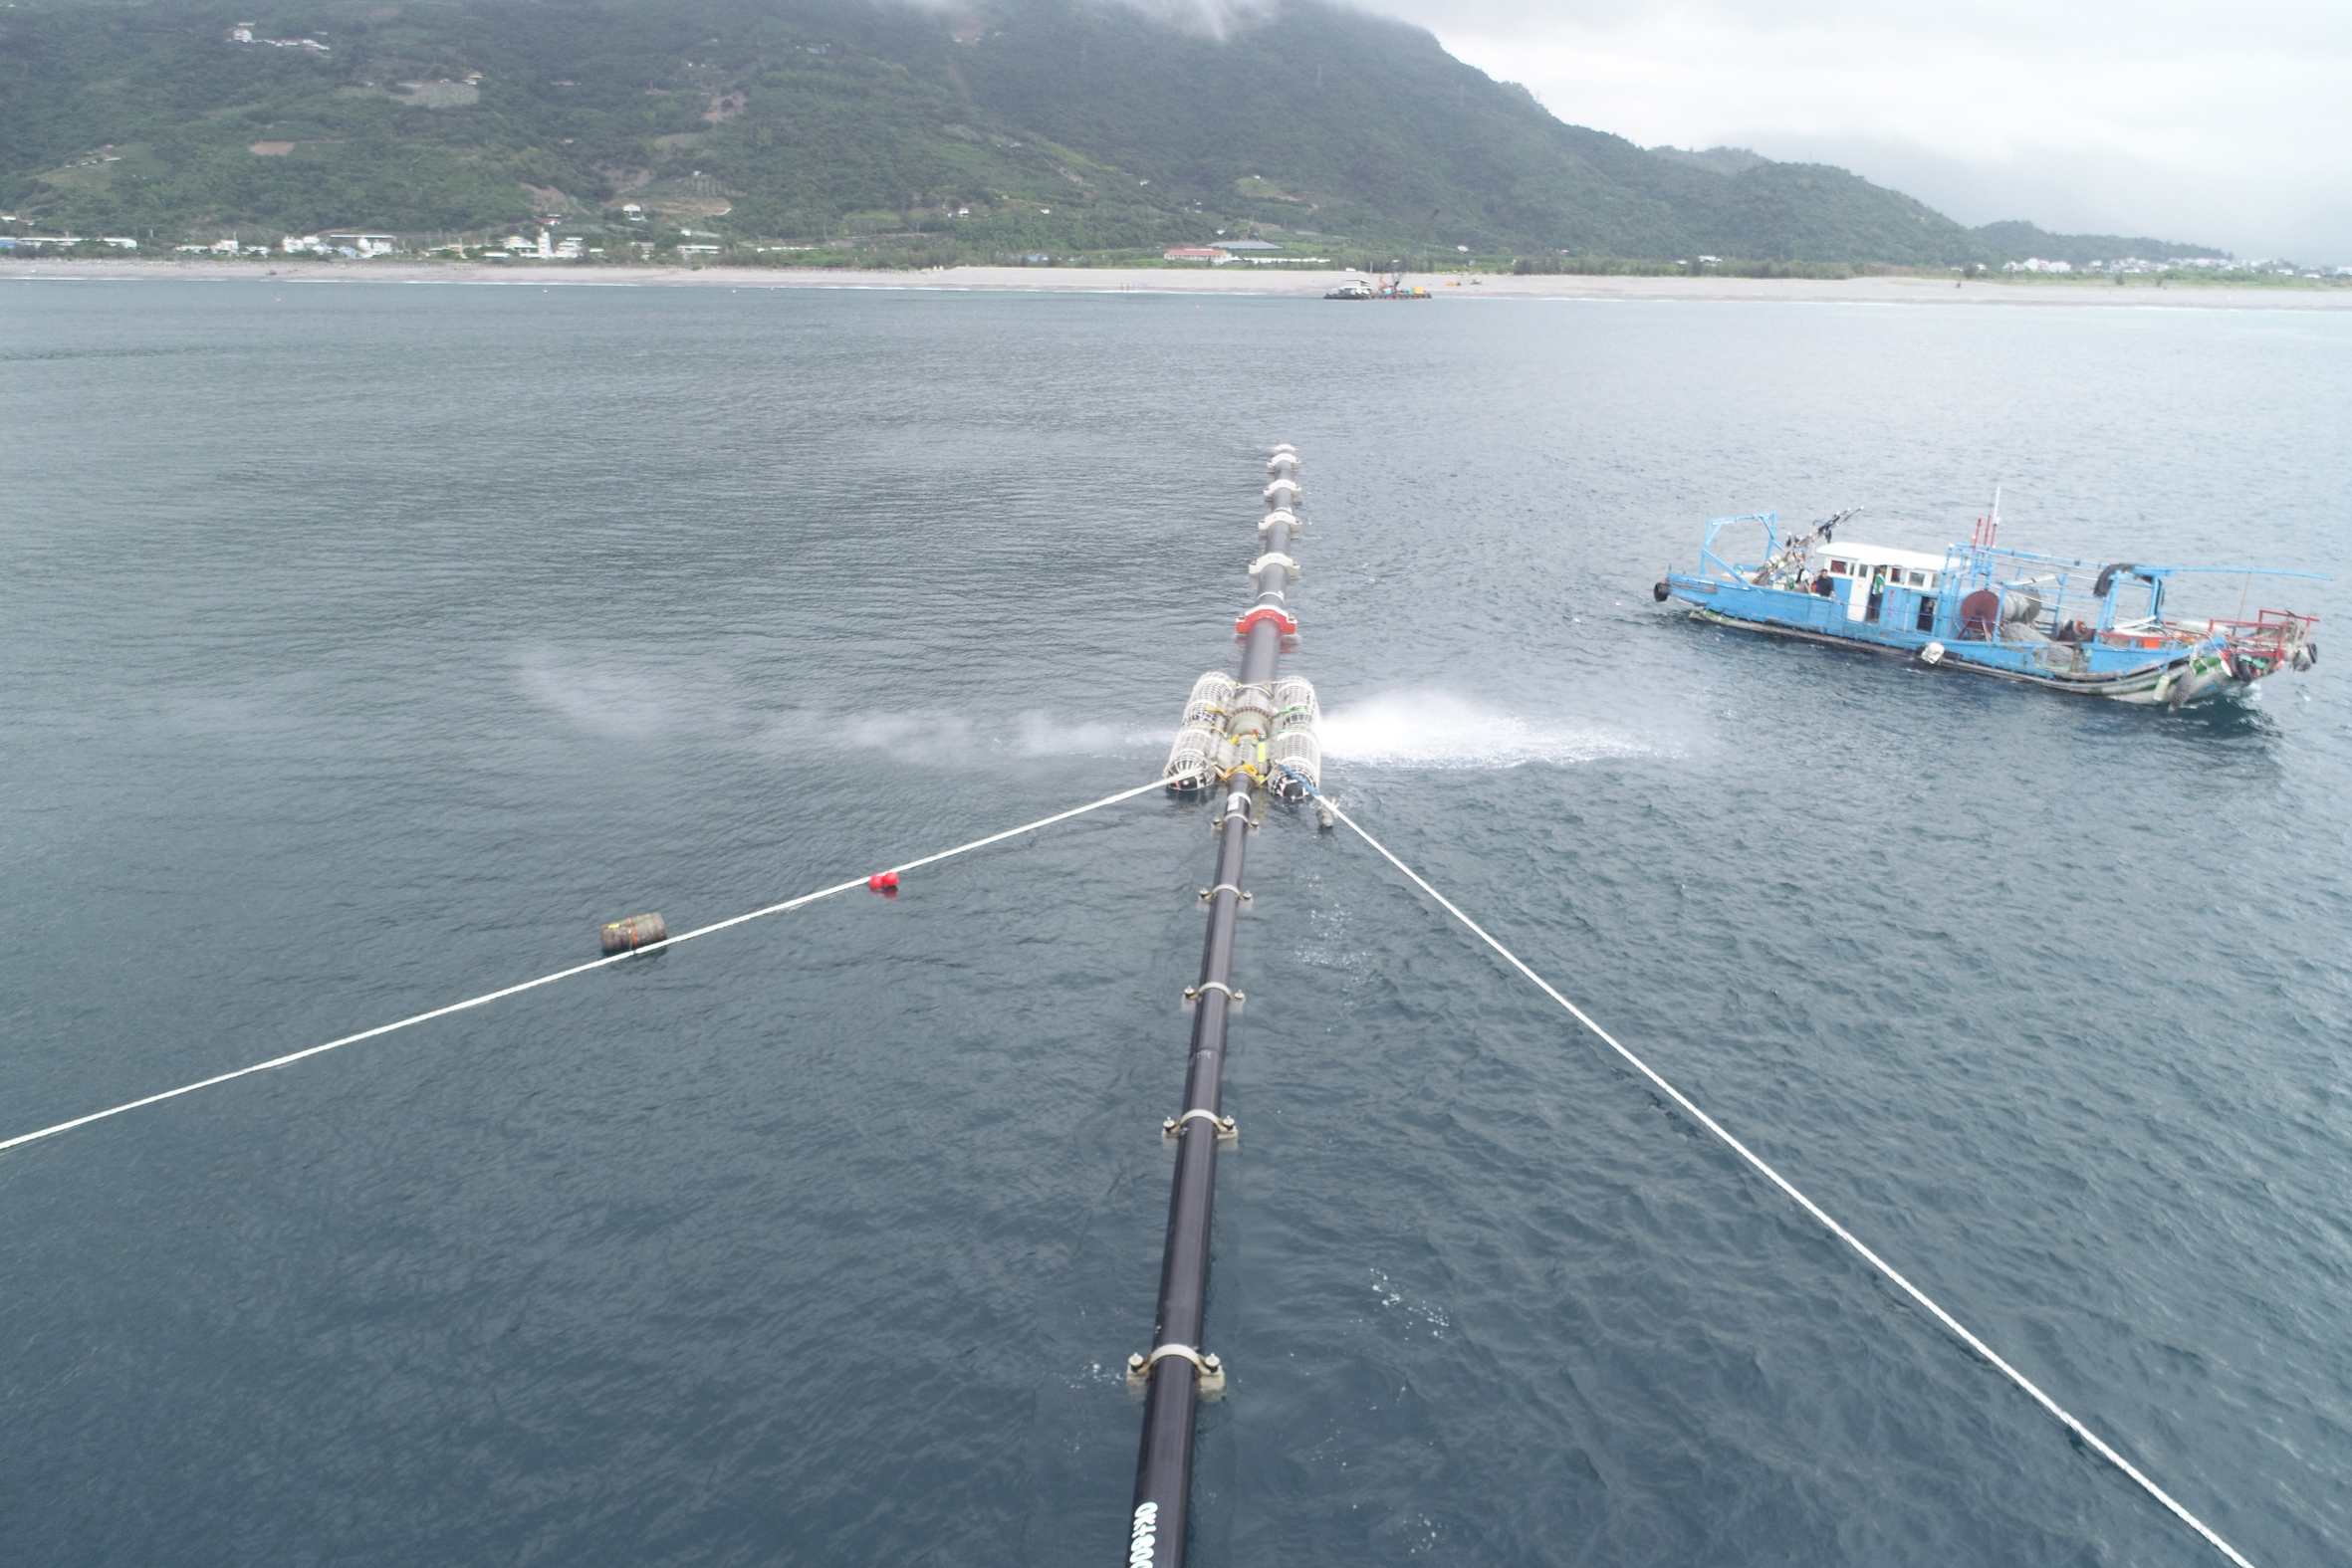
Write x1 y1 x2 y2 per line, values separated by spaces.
3 280 2346 1565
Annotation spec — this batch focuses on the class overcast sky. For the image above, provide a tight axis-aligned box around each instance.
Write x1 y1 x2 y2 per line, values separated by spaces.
1365 0 2352 263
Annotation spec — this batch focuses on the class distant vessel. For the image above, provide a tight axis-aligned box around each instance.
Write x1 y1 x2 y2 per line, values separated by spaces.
1323 268 1430 300
1653 503 2322 706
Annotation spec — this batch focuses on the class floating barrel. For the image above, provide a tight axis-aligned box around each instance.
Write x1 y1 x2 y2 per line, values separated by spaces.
1183 670 1237 726
1269 729 1321 796
1163 725 1221 791
1269 677 1322 797
1270 676 1319 732
1166 671 1239 791
599 912 668 955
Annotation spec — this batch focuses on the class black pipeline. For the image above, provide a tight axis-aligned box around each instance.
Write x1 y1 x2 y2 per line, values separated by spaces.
1124 446 1309 1568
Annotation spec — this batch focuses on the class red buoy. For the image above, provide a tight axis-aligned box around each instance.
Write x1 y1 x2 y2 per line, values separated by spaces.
866 871 900 894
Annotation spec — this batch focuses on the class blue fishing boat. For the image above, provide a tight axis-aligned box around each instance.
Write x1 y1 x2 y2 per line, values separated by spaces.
1653 504 2323 706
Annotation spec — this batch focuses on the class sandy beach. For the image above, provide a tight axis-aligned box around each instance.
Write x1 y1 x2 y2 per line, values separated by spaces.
8 256 2348 309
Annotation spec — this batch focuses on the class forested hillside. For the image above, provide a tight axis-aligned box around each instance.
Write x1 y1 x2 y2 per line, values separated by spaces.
0 0 2224 266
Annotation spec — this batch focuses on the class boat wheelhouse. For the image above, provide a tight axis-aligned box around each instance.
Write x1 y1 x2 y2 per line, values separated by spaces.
1654 508 2322 706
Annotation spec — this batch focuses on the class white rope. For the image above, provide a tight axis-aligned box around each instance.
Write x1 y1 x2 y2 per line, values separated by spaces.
0 778 1168 1160
1320 798 2257 1568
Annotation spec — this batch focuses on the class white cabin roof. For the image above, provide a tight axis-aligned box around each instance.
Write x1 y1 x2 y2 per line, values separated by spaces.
1814 540 1949 574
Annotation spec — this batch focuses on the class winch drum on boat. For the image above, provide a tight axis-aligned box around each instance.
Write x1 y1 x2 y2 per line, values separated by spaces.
1958 589 2001 638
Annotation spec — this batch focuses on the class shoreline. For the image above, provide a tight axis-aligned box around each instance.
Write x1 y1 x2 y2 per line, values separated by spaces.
8 258 2349 309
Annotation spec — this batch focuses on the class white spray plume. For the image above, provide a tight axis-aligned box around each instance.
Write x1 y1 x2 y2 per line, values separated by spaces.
1318 689 1654 770
514 646 1161 764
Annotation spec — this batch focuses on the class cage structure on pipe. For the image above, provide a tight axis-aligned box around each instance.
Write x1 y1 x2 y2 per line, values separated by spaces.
1268 677 1321 797
1162 672 1237 791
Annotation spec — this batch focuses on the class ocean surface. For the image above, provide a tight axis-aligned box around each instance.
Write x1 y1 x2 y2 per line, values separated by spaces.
3 279 2347 1568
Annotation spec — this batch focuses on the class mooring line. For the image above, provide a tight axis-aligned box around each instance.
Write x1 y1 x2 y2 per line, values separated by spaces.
0 778 1168 1161
1320 797 2257 1568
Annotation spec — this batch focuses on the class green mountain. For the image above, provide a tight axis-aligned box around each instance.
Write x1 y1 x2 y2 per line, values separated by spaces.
0 0 2227 266
1648 145 1771 179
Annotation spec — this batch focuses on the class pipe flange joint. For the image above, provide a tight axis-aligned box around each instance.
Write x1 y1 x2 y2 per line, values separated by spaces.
1182 980 1245 1013
1161 1108 1238 1142
1126 1344 1226 1393
1198 883 1253 910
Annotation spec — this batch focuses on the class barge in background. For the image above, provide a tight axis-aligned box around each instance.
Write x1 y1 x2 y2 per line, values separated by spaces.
1654 504 2323 706
1324 268 1431 300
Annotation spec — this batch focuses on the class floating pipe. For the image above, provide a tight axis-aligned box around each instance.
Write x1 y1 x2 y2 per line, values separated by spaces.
1126 447 1307 1568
